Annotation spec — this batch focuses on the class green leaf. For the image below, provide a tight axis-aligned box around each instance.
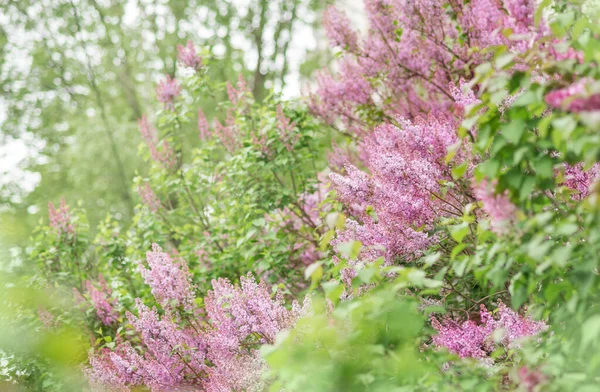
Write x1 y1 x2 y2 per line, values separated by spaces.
556 222 579 236
320 230 335 250
495 53 515 69
519 176 537 201
445 141 462 163
509 279 528 309
552 116 577 138
572 18 589 40
477 160 500 179
513 146 530 165
581 314 600 349
533 156 554 178
451 243 468 260
322 281 344 304
450 222 470 243
304 262 323 283
252 218 266 227
502 120 526 144
336 241 362 260
451 161 468 180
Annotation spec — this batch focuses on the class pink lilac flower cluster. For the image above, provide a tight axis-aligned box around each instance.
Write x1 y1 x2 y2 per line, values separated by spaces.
137 183 161 212
472 179 518 234
197 108 211 140
48 196 74 235
319 0 543 283
329 114 468 273
322 5 359 52
311 0 542 134
138 243 195 311
276 105 298 151
155 75 181 111
197 97 242 151
547 39 584 63
84 276 119 326
251 127 272 159
505 0 535 34
176 40 202 71
202 274 304 391
545 78 600 112
212 109 240 153
267 173 330 266
519 366 547 391
449 80 481 115
138 115 177 169
226 74 250 106
561 162 600 201
86 264 307 392
431 301 547 360
37 307 55 329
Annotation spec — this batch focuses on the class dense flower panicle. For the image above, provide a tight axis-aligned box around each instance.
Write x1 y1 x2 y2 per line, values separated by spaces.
545 78 600 112
177 40 202 70
473 179 518 234
158 140 178 169
155 75 181 111
494 301 548 343
138 114 157 143
226 74 250 105
267 174 328 267
212 112 239 153
450 80 481 113
138 115 177 169
88 304 205 392
138 243 195 311
298 244 321 265
226 82 237 104
548 39 584 63
328 142 354 171
431 316 492 360
87 347 134 392
519 366 547 391
329 163 371 214
459 0 507 47
87 272 305 391
329 116 465 267
37 307 55 329
127 300 207 385
561 162 600 200
48 196 74 235
137 183 161 212
276 105 298 151
205 274 296 344
85 279 119 326
313 58 372 128
203 354 268 392
323 6 359 52
505 0 536 32
197 108 211 140
251 129 272 159
310 0 543 133
431 302 547 360
203 273 305 391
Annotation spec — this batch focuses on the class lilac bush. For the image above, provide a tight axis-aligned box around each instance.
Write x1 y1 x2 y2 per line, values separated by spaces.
86 245 307 391
17 1 600 391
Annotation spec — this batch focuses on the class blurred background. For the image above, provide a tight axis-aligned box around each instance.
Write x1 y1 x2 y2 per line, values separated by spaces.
0 0 365 267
